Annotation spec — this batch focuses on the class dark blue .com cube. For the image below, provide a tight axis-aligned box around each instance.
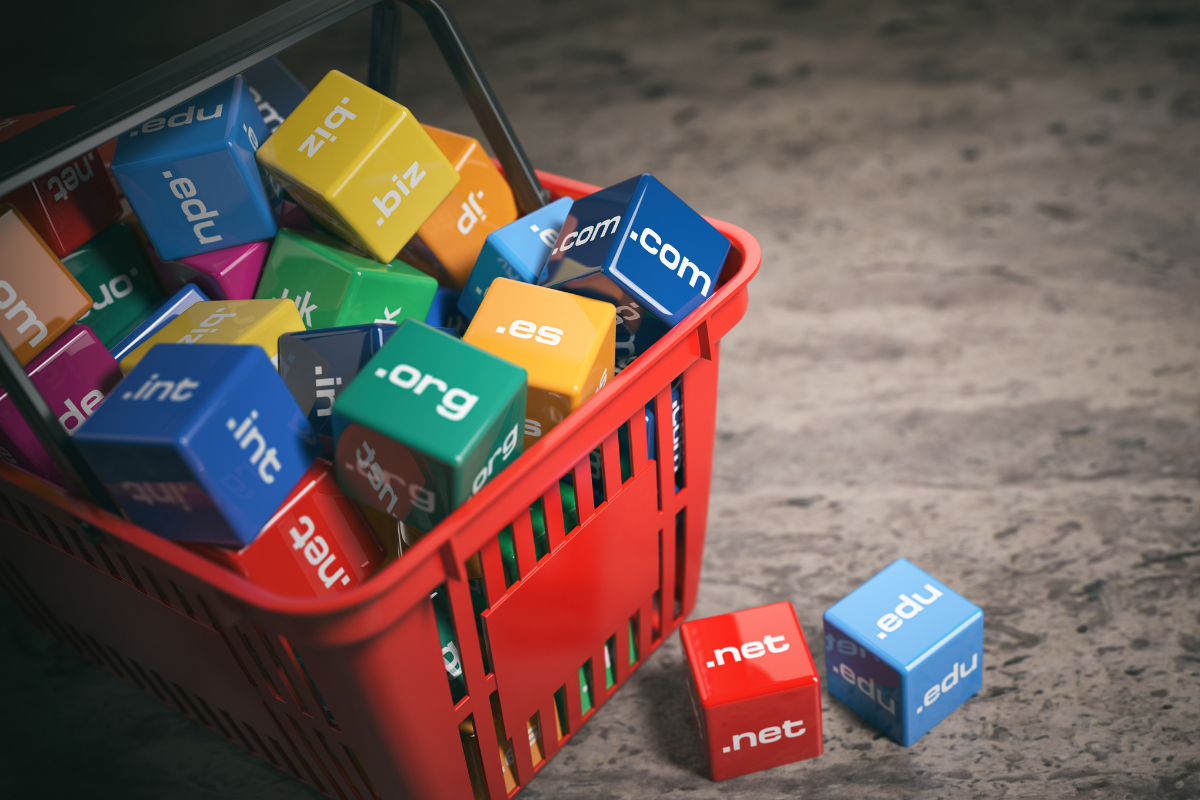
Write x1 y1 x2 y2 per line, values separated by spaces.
538 174 730 328
823 559 983 746
240 57 309 133
111 76 279 262
75 344 319 546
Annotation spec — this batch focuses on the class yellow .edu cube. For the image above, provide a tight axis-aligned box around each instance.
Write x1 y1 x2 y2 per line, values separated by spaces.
119 299 304 374
463 279 615 449
255 70 459 264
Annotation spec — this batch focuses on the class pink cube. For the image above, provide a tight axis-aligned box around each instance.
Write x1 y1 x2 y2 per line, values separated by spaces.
147 240 271 300
0 324 123 485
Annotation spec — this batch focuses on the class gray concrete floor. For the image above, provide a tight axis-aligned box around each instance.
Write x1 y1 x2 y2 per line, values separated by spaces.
3 0 1200 797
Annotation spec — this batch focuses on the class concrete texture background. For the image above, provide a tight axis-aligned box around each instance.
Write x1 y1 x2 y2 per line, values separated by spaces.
2 0 1199 797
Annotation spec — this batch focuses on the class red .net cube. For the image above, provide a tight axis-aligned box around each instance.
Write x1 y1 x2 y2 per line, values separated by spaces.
681 601 823 781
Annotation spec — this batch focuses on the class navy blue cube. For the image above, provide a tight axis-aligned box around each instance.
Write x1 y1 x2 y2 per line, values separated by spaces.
241 57 309 133
111 76 279 261
75 344 319 546
538 175 729 327
823 559 983 746
425 286 468 333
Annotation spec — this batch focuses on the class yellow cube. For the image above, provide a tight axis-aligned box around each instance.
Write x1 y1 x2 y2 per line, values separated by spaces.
463 279 615 449
119 299 304 374
256 70 460 263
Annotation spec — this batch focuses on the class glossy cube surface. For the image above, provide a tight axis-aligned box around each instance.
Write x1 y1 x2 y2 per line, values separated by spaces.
823 559 983 746
681 602 823 781
188 460 381 596
425 286 467 333
119 298 304 373
0 107 122 257
0 325 122 485
75 344 320 546
256 70 458 263
405 125 517 289
539 174 730 327
0 206 93 364
255 228 436 329
110 283 210 362
63 222 162 347
112 76 278 261
149 239 271 300
464 279 614 449
332 320 526 530
242 57 309 134
459 196 572 321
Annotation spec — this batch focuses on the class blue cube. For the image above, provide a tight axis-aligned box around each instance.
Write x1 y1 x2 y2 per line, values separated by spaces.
241 57 309 133
109 283 211 362
75 344 319 546
823 559 983 746
459 196 573 321
615 299 670 372
425 285 468 333
538 175 730 327
111 76 279 261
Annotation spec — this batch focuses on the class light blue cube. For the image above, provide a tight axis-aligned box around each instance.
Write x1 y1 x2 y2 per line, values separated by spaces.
823 559 983 746
458 196 573 321
75 344 319 546
538 174 730 327
111 76 279 261
109 283 210 362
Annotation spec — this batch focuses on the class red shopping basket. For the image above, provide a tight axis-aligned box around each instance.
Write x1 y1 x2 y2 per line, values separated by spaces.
0 3 761 799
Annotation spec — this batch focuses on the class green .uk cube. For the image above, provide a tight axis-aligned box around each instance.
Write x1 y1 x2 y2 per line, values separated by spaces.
332 319 527 530
62 223 163 348
256 228 437 330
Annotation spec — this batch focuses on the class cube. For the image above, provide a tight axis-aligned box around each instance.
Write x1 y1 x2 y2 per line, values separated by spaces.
74 344 320 546
256 70 459 263
148 239 271 300
0 107 123 257
186 460 382 596
458 196 573 321
278 323 398 453
614 299 670 372
425 285 467 333
111 76 279 261
823 558 984 746
0 205 93 364
539 174 730 327
110 283 210 362
402 125 518 289
332 319 526 530
463 279 614 449
241 57 309 134
681 602 823 781
119 298 304 374
0 325 122 485
255 228 437 329
62 222 163 348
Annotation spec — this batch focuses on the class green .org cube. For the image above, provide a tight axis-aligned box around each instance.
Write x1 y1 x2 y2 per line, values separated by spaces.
256 228 438 329
332 319 527 530
62 222 163 348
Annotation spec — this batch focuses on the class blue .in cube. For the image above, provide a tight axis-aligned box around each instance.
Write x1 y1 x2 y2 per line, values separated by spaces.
538 175 729 328
425 286 468 333
75 344 319 546
109 283 211 362
111 76 279 261
459 196 573 321
241 57 309 133
823 558 983 746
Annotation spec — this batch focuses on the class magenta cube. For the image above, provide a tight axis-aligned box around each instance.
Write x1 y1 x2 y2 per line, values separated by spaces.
0 325 123 485
280 199 313 232
147 240 271 300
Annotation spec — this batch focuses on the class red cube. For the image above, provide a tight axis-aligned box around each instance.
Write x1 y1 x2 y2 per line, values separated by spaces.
187 460 383 597
681 601 823 781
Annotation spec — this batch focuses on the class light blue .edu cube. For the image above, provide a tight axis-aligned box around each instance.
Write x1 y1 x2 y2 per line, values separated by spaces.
823 558 983 746
75 344 319 547
111 76 279 262
458 196 573 321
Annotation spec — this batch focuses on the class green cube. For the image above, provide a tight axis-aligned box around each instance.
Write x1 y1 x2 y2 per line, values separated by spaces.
256 228 437 329
62 223 163 348
332 320 527 530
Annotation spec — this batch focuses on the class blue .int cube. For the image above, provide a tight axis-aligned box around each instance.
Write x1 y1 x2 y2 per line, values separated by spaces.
459 196 573 321
538 174 730 328
75 344 319 546
425 286 468 333
111 76 279 261
823 558 983 746
241 57 309 133
109 283 211 362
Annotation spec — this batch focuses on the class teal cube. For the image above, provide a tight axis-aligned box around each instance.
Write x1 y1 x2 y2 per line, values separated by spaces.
62 223 164 347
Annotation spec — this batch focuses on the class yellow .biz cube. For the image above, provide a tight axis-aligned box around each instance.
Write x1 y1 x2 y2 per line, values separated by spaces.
120 299 304 374
255 70 459 264
463 279 615 449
